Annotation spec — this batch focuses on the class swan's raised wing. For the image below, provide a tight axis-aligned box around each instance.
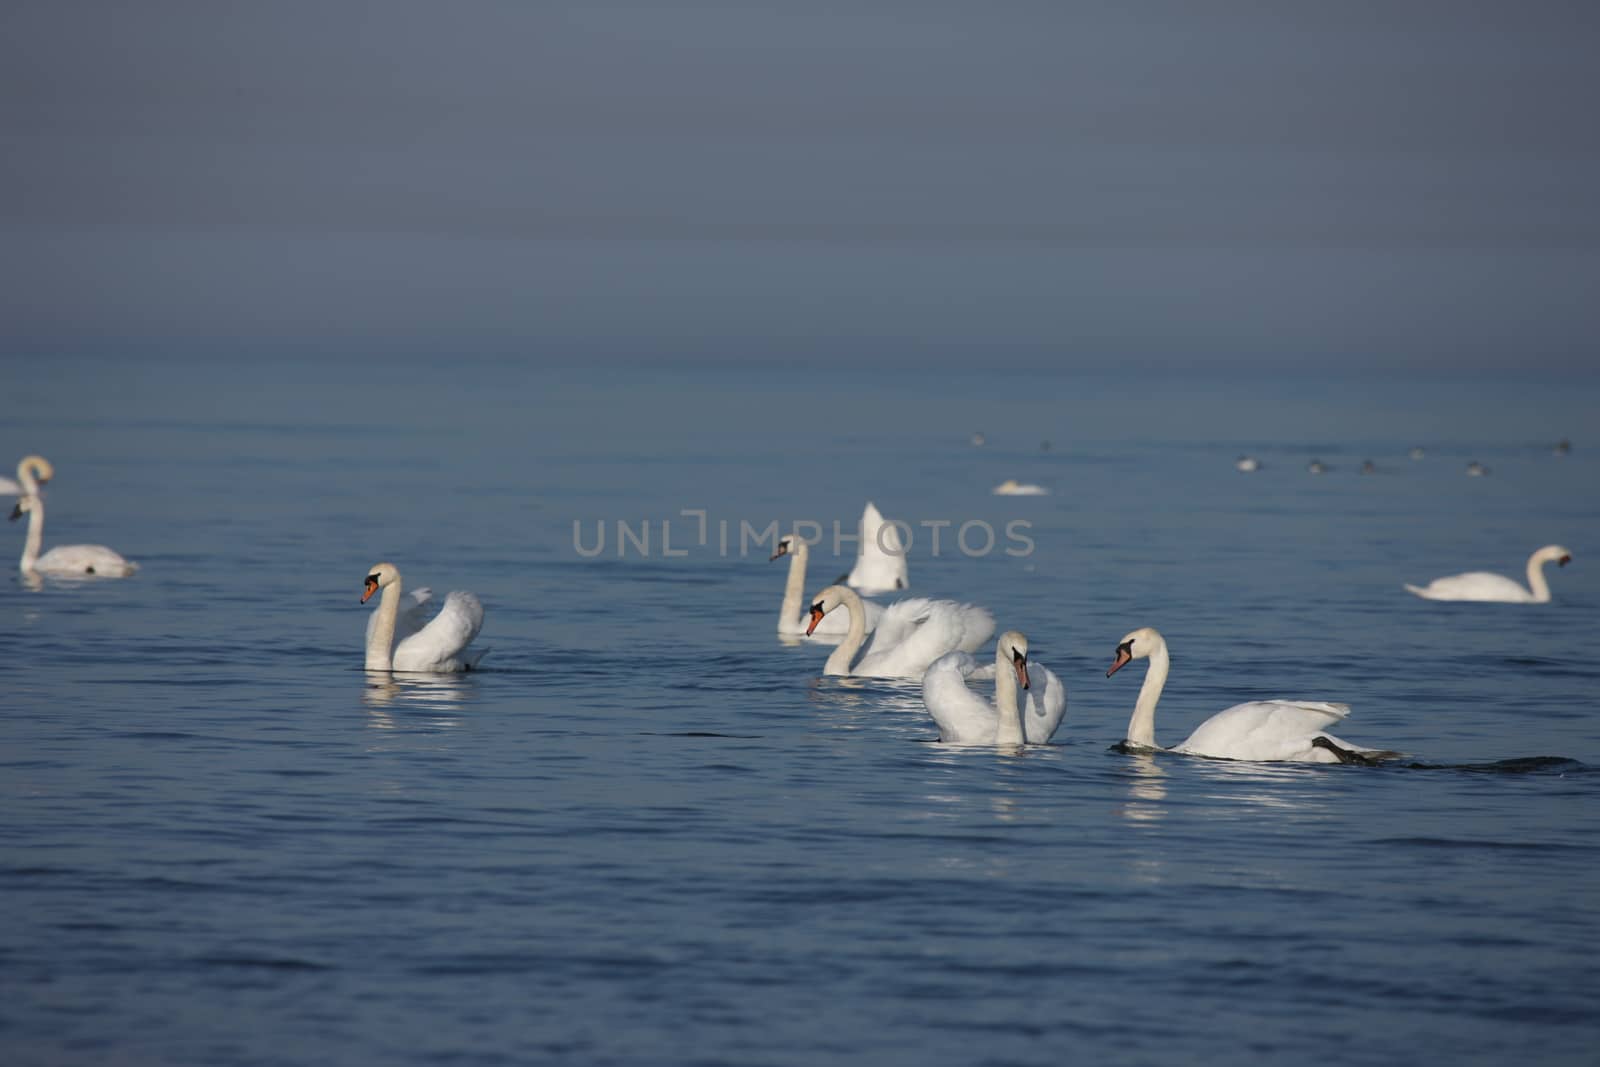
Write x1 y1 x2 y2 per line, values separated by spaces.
1021 660 1068 744
392 590 484 672
859 599 988 678
861 596 938 656
366 587 434 648
952 603 995 653
846 501 909 594
922 651 1003 743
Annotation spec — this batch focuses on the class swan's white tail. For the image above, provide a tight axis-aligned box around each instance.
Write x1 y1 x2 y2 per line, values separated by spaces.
1403 583 1426 597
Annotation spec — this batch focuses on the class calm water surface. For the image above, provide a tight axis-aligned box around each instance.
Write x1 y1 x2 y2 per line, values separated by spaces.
3 357 1597 1065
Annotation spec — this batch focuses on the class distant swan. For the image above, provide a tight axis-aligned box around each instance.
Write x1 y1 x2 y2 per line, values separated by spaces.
807 584 992 678
1307 459 1327 475
362 562 486 672
992 479 1049 496
846 501 909 594
1465 461 1488 477
771 534 881 637
1106 627 1387 764
1235 456 1260 473
1404 545 1573 603
922 631 1067 745
8 455 139 577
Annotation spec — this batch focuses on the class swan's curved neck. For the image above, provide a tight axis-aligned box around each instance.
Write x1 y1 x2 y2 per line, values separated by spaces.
365 580 401 670
823 588 868 675
993 647 1025 746
779 540 810 631
1127 643 1169 748
1526 552 1554 603
17 496 43 573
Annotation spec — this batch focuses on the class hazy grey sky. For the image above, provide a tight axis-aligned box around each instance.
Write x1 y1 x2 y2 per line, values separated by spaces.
3 1 1597 368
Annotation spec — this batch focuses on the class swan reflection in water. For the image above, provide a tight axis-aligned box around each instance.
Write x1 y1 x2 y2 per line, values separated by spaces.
1116 751 1169 825
363 670 471 728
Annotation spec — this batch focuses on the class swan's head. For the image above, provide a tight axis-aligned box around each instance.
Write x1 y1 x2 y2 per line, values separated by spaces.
1107 627 1164 677
998 630 1031 691
769 534 807 562
9 495 36 522
805 584 852 636
1537 545 1574 567
18 455 53 485
362 561 401 603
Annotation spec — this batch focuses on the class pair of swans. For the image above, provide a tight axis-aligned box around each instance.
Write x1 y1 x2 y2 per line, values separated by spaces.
772 534 884 637
772 501 906 636
5 455 139 577
806 584 993 678
1106 628 1388 764
923 631 1068 745
362 562 486 672
1405 545 1573 603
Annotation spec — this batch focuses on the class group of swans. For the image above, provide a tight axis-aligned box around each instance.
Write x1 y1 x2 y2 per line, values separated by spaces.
3 455 139 577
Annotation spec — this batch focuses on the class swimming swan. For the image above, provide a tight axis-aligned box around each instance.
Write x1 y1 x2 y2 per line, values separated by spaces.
771 534 882 637
922 631 1067 745
806 584 993 678
1404 545 1573 603
1105 627 1387 764
8 456 139 577
846 501 909 595
362 562 486 672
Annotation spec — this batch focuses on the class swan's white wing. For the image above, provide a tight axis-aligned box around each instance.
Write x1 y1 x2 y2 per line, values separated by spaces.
847 501 909 594
857 599 984 678
32 544 139 576
392 591 484 672
862 596 937 654
1404 571 1532 602
922 652 1003 744
367 588 434 648
953 603 995 653
0 476 20 495
1177 700 1352 762
1021 661 1067 744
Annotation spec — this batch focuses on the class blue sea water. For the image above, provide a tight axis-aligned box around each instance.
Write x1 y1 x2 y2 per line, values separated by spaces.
2 356 1597 1065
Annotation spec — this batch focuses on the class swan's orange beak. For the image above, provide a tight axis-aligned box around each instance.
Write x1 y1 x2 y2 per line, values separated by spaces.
1013 655 1031 691
8 503 21 522
805 604 826 636
769 542 790 562
361 577 379 603
1107 646 1132 677
1560 554 1572 566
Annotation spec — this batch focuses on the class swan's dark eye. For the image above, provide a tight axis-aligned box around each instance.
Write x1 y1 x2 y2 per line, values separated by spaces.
1116 640 1132 655
366 574 379 586
810 602 823 613
1012 648 1026 665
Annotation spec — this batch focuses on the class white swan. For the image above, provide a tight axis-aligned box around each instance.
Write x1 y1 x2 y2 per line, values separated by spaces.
846 501 909 594
8 456 139 577
807 584 993 678
1404 545 1573 603
1105 627 1385 764
992 479 1050 496
922 631 1067 745
362 562 486 672
1235 456 1260 473
771 534 881 637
